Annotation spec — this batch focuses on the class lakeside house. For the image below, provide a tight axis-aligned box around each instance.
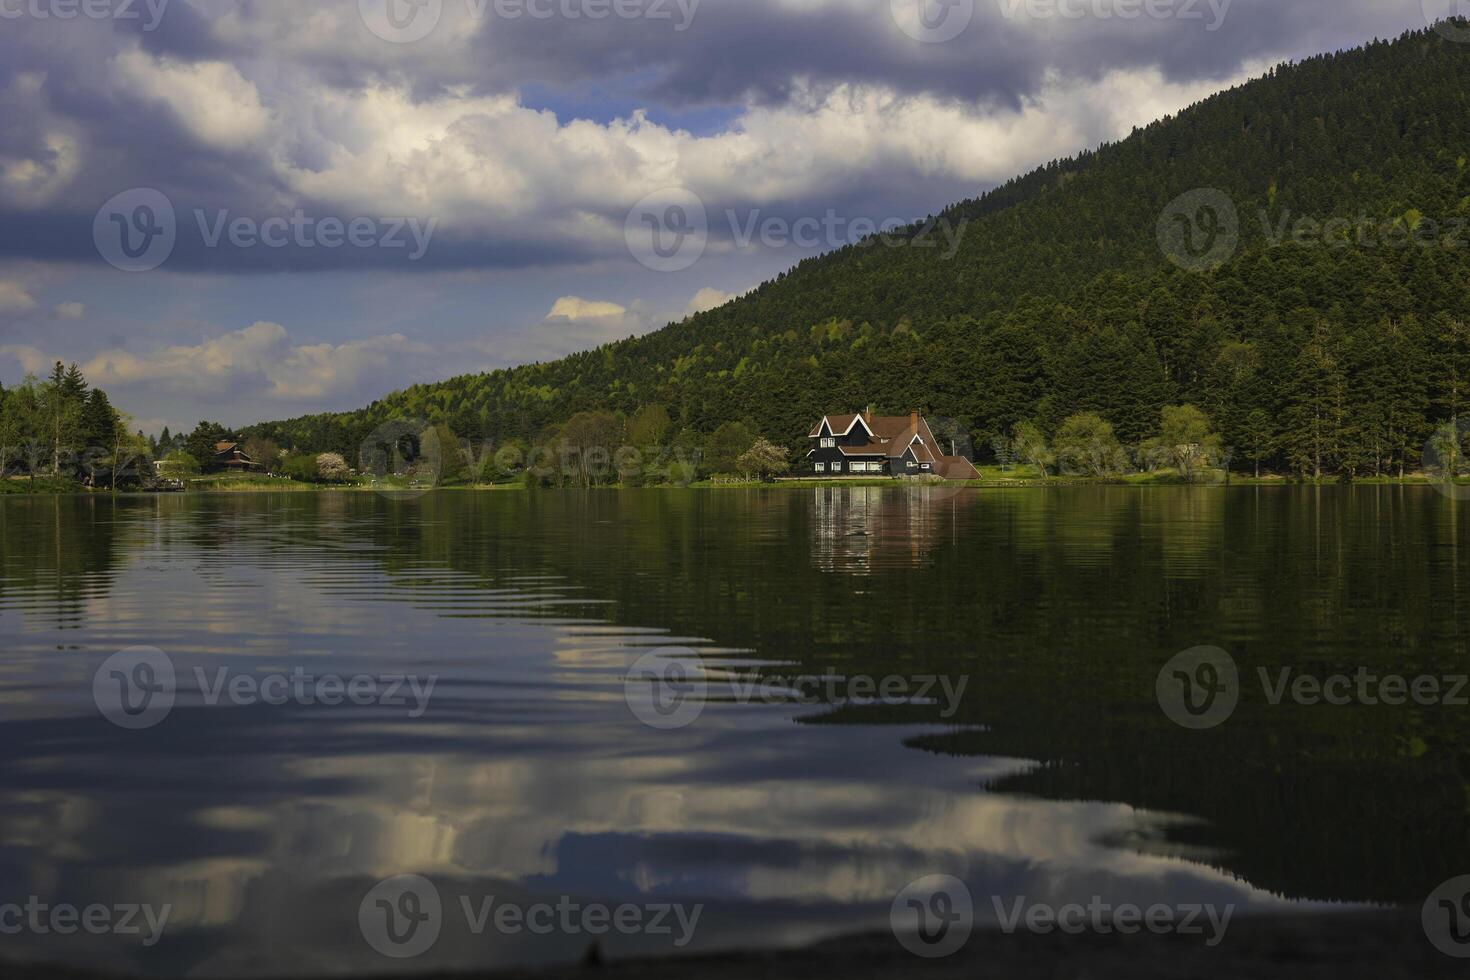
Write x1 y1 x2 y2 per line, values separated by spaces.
806 412 980 480
211 442 258 472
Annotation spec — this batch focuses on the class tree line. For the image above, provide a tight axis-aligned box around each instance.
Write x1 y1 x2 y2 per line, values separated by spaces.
0 363 150 490
237 26 1470 482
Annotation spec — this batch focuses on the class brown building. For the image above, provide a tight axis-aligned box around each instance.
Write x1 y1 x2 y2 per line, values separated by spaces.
212 442 258 472
806 412 980 480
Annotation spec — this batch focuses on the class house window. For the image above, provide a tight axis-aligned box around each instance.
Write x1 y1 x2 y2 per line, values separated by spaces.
815 463 826 473
921 464 931 471
820 437 836 448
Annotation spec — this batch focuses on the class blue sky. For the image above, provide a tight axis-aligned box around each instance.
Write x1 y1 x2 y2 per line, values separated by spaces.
0 0 1446 434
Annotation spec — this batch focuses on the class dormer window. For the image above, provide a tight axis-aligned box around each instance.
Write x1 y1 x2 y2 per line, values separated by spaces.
820 437 836 448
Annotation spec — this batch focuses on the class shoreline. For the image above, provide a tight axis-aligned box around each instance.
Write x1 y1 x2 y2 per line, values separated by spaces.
0 910 1456 979
4 475 1469 497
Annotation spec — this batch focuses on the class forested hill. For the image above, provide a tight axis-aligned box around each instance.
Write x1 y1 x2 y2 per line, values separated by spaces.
245 24 1470 478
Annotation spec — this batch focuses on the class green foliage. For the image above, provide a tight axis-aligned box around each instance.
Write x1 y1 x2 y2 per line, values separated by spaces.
279 454 321 483
159 451 201 478
1054 413 1127 477
241 27 1470 481
704 421 756 476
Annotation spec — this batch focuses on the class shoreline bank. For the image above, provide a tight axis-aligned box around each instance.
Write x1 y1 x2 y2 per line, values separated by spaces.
0 910 1456 980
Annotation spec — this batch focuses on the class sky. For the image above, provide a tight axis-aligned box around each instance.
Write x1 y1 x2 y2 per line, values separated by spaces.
0 0 1452 434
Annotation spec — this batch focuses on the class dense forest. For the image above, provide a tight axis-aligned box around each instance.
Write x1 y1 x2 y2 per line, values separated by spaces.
0 363 151 490
242 24 1470 480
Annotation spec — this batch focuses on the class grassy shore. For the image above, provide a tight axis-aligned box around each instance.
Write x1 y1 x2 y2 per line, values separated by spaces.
6 471 1470 496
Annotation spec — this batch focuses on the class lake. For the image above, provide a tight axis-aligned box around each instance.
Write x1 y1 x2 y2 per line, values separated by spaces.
0 486 1467 975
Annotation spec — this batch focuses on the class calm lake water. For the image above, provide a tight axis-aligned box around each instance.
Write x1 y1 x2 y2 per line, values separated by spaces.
1 487 1467 975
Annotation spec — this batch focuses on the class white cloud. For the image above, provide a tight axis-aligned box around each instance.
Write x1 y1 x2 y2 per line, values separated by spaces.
685 287 741 317
174 61 1259 264
113 51 273 153
54 302 85 320
547 296 629 320
0 281 38 314
5 321 433 402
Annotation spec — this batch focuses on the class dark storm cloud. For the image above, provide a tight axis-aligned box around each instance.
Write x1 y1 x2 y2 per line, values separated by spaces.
0 0 1439 274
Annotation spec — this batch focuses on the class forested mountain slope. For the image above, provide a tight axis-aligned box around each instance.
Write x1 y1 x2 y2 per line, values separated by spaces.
246 24 1470 477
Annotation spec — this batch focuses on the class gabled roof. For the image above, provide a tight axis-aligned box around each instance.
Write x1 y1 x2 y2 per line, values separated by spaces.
934 455 981 480
809 411 975 479
808 414 874 439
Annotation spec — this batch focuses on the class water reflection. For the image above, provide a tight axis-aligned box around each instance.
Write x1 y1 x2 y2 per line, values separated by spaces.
0 488 1466 975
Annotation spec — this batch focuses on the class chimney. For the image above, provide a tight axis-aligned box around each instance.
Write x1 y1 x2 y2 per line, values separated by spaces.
911 411 919 428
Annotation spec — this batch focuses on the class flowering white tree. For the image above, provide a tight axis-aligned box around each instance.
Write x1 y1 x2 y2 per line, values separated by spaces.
316 452 350 482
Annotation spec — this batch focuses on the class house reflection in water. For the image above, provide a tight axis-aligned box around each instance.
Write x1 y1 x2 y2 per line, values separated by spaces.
810 486 964 574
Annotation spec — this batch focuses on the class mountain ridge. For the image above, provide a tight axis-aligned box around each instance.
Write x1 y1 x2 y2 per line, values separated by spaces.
243 23 1470 479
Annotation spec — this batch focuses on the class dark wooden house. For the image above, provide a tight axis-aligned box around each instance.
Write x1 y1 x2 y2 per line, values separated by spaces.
806 412 980 480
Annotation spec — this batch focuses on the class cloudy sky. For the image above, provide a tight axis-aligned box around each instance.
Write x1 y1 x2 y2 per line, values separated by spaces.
0 0 1444 433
